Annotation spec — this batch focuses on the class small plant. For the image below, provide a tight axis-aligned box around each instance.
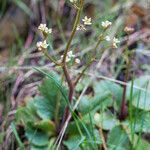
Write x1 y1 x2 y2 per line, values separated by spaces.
10 0 150 150
35 0 119 130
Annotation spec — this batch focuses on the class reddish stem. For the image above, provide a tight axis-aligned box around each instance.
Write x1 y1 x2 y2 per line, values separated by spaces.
120 81 127 120
120 50 132 120
62 64 74 122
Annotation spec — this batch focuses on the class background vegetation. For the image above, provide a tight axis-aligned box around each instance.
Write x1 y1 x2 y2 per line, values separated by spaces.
0 0 150 149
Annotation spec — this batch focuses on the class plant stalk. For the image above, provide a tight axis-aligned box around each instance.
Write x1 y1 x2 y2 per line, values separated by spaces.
61 0 84 123
120 50 132 120
62 0 84 63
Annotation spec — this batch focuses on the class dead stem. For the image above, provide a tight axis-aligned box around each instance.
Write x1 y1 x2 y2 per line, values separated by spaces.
99 127 108 150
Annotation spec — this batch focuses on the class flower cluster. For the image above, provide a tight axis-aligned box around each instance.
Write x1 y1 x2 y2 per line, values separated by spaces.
61 51 80 64
77 24 86 31
36 24 52 51
70 0 77 3
105 36 111 41
124 26 134 34
101 20 120 48
112 37 120 48
101 20 112 29
77 16 92 31
36 40 49 51
38 23 52 35
104 35 120 48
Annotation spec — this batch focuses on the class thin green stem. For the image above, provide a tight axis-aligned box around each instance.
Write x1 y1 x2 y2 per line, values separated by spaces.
62 0 84 63
43 50 62 66
93 37 102 52
93 27 107 53
55 91 61 130
57 18 67 44
74 58 95 86
129 78 134 145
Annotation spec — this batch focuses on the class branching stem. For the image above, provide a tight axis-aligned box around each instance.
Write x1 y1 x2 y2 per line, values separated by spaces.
62 0 84 63
74 58 95 86
61 0 84 122
43 50 62 66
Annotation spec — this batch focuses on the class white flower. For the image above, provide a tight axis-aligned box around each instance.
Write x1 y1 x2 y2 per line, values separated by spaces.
82 16 92 25
62 50 80 64
68 51 75 58
101 20 112 29
113 37 120 44
36 41 43 50
124 26 134 33
112 37 120 48
105 36 111 41
77 24 86 31
38 23 52 34
70 0 77 3
60 51 75 63
36 40 49 51
38 24 46 31
44 27 52 34
75 58 80 64
66 56 71 62
61 55 71 62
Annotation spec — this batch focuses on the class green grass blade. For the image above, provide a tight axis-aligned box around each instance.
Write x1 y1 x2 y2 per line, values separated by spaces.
13 0 32 16
129 78 134 144
11 122 25 150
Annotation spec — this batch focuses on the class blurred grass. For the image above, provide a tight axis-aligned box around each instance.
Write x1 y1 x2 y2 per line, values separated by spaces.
0 0 7 18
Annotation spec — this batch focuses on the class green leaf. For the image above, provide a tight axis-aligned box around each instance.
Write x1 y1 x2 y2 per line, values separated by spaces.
26 129 49 147
63 135 85 150
94 111 120 130
39 78 66 107
136 112 150 133
30 146 48 150
120 124 150 150
16 99 38 125
66 116 102 149
75 77 91 92
48 138 56 150
135 137 150 150
34 119 55 134
78 92 111 115
34 68 69 119
11 122 26 150
93 80 123 110
107 126 131 150
36 78 66 119
124 111 150 133
34 97 53 119
132 92 150 111
64 129 101 150
34 67 68 102
0 132 4 144
84 129 102 145
124 125 150 150
127 75 150 111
